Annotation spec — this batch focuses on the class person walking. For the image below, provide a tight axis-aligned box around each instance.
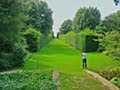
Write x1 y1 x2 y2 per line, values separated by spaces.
82 51 87 68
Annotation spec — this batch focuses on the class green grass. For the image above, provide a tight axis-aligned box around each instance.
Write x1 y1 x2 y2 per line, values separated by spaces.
23 39 120 90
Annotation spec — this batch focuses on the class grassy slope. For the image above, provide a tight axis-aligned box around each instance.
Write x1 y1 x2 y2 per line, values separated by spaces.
23 39 120 90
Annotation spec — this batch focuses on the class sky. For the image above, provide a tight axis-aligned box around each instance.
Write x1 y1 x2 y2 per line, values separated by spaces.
45 0 120 36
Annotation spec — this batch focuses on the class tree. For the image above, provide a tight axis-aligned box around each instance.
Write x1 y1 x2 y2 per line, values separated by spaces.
59 19 72 34
96 11 120 34
27 0 53 34
98 31 120 60
0 0 27 70
72 7 101 32
114 0 120 5
0 0 28 52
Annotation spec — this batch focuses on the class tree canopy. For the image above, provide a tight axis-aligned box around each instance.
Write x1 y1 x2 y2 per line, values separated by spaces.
27 0 53 34
59 19 72 34
72 7 101 32
0 0 28 51
96 11 120 34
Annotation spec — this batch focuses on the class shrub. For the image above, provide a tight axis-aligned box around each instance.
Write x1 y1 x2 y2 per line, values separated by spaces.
0 45 27 71
23 28 42 52
99 67 120 88
23 28 53 52
110 77 120 88
98 31 120 60
99 67 120 80
0 71 57 90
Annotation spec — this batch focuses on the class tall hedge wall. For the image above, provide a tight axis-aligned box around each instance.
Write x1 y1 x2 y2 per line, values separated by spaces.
59 30 98 52
23 28 53 52
77 35 98 52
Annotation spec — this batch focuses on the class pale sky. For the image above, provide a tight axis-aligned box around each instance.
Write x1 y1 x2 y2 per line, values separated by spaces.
45 0 120 36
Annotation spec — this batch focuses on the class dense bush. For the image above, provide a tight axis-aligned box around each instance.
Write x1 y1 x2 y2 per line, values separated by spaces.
0 45 27 71
59 29 99 52
99 67 120 88
0 35 27 71
0 0 29 71
23 28 53 52
23 28 42 52
0 71 57 90
98 31 120 60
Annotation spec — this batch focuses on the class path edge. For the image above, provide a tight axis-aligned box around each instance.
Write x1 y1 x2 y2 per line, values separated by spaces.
84 70 120 90
52 70 61 90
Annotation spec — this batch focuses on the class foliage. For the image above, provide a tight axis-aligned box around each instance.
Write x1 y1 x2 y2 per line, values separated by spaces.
99 67 120 80
72 7 101 32
0 0 28 71
23 39 120 89
59 19 72 34
0 0 53 71
110 77 120 88
23 28 53 52
0 0 28 44
0 45 27 71
23 28 42 52
98 31 120 60
96 11 120 34
79 28 98 36
27 0 53 34
99 67 120 87
0 71 57 90
59 29 99 52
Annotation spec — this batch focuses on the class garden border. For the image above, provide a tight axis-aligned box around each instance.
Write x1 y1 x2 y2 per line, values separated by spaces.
84 70 120 90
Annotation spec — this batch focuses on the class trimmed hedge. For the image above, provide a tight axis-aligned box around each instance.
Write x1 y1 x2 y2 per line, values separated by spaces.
23 28 53 52
77 35 98 52
59 29 99 52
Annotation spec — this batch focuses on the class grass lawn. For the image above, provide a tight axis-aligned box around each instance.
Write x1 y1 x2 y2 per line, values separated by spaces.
22 39 120 90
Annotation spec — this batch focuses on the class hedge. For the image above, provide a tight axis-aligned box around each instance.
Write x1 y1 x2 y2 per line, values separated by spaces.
23 28 53 52
76 35 98 52
59 29 99 52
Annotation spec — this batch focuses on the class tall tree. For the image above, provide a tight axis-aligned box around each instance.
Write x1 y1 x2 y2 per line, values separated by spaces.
0 0 28 51
59 19 72 34
0 0 28 70
27 0 53 34
72 7 101 32
96 11 120 34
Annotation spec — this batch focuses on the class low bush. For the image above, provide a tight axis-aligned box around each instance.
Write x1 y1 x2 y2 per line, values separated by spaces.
110 77 120 88
0 71 57 90
99 67 120 88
